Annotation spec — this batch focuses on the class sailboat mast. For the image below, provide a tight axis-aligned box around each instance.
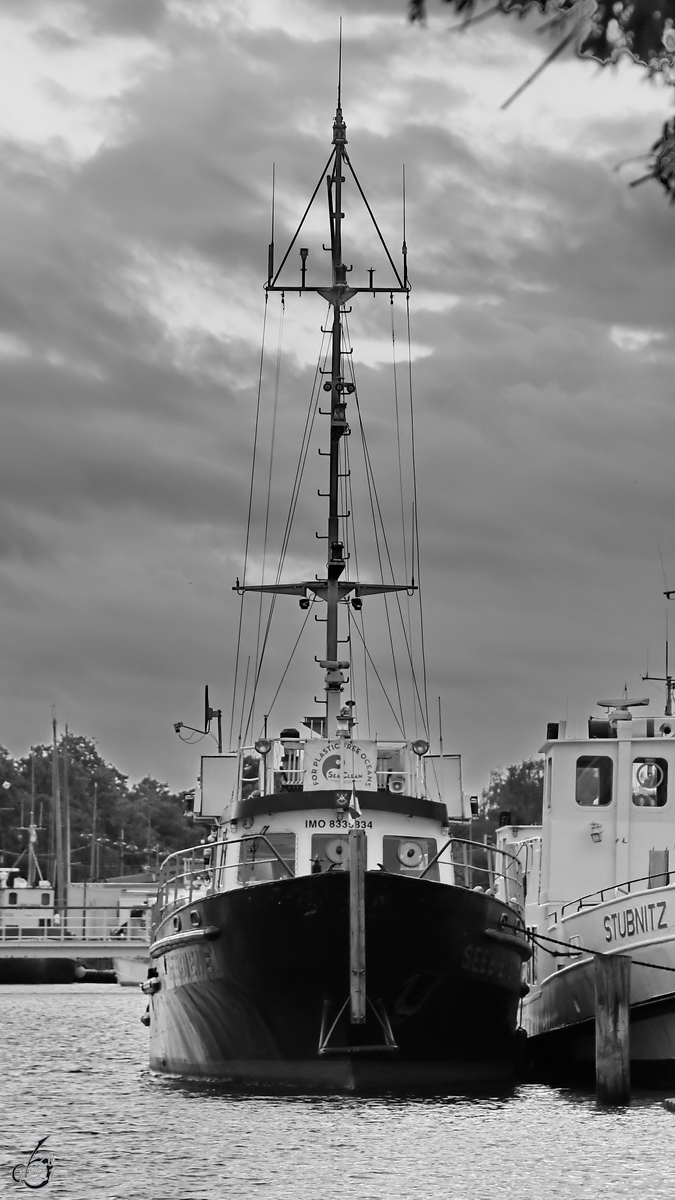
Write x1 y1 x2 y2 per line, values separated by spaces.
51 714 65 916
324 98 349 735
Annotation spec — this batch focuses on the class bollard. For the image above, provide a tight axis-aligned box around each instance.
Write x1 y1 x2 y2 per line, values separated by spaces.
594 952 631 1105
349 828 367 1024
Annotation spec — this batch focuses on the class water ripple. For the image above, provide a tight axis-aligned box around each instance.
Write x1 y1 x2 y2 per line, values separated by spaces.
1 985 673 1199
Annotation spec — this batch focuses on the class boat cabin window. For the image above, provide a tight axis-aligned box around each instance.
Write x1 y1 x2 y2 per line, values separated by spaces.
41 892 50 906
376 749 404 791
382 836 439 881
274 740 304 793
576 756 613 806
546 758 552 810
241 754 261 801
238 833 296 884
311 835 350 873
8 891 17 905
632 758 668 807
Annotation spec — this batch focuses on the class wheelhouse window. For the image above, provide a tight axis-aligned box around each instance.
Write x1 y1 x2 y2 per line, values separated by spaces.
237 833 296 884
576 756 613 806
376 748 404 792
8 891 17 905
632 758 668 807
240 754 261 801
310 835 350 873
382 836 439 881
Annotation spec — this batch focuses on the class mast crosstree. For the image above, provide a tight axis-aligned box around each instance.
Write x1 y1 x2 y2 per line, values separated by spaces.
235 97 412 734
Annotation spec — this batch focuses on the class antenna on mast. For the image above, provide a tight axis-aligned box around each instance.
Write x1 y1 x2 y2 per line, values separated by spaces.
643 591 675 716
337 17 343 108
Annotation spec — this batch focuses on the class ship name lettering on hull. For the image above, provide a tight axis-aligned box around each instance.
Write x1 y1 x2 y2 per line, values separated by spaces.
164 946 219 990
462 943 520 988
603 901 668 943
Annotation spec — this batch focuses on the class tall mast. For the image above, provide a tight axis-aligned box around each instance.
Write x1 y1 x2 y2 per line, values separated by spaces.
51 713 65 915
323 94 349 733
240 80 411 740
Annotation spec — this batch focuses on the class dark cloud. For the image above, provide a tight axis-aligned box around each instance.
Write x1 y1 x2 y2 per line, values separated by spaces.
0 0 671 791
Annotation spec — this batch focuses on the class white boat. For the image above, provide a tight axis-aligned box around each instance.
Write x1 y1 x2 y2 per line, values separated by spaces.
499 694 675 1084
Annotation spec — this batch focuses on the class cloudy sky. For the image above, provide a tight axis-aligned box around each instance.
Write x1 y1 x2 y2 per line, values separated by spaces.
1 0 675 797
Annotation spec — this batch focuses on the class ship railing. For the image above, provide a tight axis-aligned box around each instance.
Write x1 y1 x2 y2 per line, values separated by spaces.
420 837 526 907
561 870 673 916
0 906 151 942
155 835 295 923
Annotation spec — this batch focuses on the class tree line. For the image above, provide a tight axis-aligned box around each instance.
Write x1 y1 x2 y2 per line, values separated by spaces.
0 729 546 885
0 731 195 882
455 756 545 850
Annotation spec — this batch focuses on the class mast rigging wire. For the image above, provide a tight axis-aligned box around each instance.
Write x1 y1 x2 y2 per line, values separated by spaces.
229 292 269 750
406 292 431 737
390 296 420 736
263 607 313 726
251 295 285 738
241 312 331 742
342 323 405 732
349 619 406 737
344 316 429 738
343 438 372 738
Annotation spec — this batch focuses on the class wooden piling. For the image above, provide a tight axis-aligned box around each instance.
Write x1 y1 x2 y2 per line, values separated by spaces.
349 828 367 1024
594 952 631 1105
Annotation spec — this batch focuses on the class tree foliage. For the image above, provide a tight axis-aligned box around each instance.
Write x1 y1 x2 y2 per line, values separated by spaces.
0 732 195 881
482 756 545 826
410 1 675 199
410 0 675 71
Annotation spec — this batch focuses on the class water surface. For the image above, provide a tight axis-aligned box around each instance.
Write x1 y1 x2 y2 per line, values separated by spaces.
2 985 673 1199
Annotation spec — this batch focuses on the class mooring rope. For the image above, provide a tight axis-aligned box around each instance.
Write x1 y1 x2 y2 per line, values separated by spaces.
530 928 675 974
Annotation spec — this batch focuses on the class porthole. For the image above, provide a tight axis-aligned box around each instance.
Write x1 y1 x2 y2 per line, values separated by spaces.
397 840 424 869
172 914 182 932
189 909 201 928
325 837 349 865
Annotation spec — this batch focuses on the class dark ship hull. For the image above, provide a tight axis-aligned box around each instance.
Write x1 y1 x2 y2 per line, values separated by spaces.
147 872 527 1092
0 957 79 984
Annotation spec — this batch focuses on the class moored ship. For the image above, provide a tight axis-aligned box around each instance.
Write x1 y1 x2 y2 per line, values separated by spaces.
501 691 675 1085
144 84 531 1091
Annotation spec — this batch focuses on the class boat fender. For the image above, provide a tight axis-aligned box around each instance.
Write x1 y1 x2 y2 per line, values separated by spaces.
140 1006 151 1026
141 977 161 995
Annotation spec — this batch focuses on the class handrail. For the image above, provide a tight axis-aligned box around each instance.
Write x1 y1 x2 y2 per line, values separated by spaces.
155 834 295 924
419 837 524 904
155 833 525 925
420 836 522 878
561 870 672 916
158 834 294 884
0 905 151 942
